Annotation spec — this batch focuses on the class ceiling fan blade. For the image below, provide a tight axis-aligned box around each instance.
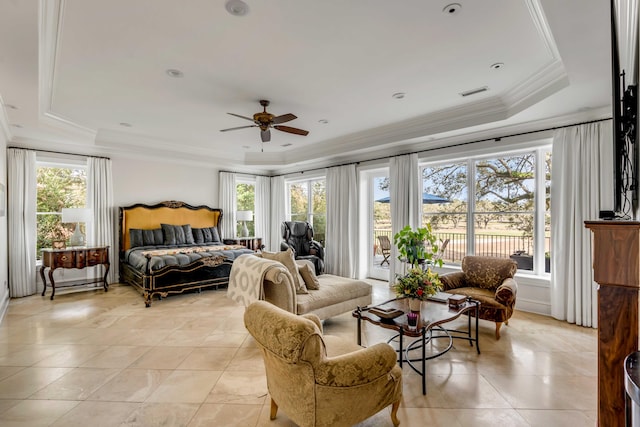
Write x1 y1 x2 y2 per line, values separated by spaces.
274 125 309 136
227 112 256 122
220 125 257 132
261 129 271 142
272 113 297 124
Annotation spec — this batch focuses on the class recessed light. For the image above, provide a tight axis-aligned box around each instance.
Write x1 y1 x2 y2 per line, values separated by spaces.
119 122 132 127
443 3 462 15
225 0 249 16
318 119 329 124
490 62 504 70
166 69 184 78
4 104 17 110
392 92 406 99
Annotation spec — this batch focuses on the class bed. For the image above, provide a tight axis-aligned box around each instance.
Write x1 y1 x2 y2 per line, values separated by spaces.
119 200 254 307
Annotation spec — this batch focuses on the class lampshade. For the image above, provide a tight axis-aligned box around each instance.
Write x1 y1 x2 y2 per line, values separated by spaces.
236 210 253 221
61 208 92 223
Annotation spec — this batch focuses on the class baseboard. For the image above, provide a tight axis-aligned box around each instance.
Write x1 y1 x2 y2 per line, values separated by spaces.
515 297 551 316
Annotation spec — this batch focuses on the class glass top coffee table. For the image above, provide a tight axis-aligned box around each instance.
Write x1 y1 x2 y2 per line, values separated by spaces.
352 295 480 395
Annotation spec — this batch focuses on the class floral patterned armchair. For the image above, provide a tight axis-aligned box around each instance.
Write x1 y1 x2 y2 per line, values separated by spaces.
244 300 402 427
439 256 518 339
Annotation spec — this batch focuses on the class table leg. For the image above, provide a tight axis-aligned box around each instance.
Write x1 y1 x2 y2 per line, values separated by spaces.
475 302 481 355
357 315 362 346
398 329 403 368
422 328 426 395
48 268 56 300
102 263 110 292
468 309 473 346
40 266 47 297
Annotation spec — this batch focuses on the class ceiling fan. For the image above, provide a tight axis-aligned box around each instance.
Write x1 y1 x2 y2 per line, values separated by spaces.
220 100 309 143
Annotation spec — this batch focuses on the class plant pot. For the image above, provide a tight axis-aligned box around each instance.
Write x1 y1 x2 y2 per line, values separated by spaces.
408 298 422 312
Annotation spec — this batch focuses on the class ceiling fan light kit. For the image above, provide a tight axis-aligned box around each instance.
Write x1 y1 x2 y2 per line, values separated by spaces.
220 100 309 143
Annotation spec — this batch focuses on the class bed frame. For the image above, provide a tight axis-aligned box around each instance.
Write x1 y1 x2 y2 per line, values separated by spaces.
119 200 234 307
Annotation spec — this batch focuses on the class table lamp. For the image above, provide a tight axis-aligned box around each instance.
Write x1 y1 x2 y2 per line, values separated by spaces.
61 208 91 247
236 210 253 237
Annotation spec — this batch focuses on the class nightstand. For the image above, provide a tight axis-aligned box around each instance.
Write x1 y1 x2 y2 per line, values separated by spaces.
223 237 263 252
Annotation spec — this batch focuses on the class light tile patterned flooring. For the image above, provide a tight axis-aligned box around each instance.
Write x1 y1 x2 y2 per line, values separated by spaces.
0 281 597 426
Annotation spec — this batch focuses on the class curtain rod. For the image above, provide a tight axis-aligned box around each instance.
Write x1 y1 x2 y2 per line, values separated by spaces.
267 116 613 177
7 146 110 160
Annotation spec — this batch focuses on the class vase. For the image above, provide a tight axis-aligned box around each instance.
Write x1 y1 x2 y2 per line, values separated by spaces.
408 298 422 312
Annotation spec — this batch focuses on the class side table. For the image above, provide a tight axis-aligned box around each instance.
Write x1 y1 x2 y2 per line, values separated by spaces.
40 246 110 300
223 237 263 252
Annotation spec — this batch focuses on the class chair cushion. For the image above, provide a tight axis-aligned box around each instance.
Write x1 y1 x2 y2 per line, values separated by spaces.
263 248 308 294
446 287 512 323
296 275 371 314
297 260 320 290
462 256 517 290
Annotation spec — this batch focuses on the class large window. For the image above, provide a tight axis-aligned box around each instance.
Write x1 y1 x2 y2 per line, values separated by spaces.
36 164 87 259
423 147 551 274
287 178 326 244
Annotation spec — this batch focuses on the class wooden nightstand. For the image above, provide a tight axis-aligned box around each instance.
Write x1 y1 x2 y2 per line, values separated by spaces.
223 237 263 252
40 246 110 300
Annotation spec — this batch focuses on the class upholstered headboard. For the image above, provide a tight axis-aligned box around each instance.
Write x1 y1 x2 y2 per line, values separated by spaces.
119 201 223 253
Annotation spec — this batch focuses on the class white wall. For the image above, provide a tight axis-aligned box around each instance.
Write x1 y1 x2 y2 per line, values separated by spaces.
111 155 219 208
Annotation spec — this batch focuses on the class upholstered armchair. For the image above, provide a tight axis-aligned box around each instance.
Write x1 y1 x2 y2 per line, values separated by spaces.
244 300 402 427
281 221 325 275
439 256 518 339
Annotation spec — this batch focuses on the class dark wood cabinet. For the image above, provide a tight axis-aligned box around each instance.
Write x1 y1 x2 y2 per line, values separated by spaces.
585 221 640 427
40 246 110 300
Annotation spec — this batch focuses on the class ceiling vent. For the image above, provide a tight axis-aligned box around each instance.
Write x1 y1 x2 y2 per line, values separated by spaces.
459 86 489 97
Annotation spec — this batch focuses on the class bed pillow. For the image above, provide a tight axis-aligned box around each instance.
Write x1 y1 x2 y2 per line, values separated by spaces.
143 228 163 246
192 228 204 244
182 224 195 245
209 227 221 244
262 248 307 294
161 224 190 246
296 259 320 290
129 229 144 248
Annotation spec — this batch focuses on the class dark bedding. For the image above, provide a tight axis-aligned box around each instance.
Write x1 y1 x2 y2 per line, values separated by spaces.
124 244 253 272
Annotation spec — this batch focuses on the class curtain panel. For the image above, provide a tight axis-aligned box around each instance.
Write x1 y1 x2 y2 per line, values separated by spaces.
7 148 37 297
255 176 271 249
550 121 612 328
269 176 286 251
88 157 116 283
389 153 421 285
326 164 358 278
219 172 237 239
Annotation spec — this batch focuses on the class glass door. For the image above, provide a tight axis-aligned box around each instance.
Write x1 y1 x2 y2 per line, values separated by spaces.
369 170 390 281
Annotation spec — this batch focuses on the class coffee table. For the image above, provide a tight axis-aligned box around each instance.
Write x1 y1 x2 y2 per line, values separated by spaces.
353 296 480 395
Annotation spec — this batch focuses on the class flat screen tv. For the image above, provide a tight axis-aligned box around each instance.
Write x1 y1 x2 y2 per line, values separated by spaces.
611 0 637 217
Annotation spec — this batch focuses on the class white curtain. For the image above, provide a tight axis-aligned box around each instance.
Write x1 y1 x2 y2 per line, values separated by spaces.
7 148 37 297
219 172 237 239
389 153 421 284
551 122 611 328
270 176 286 251
255 175 270 249
87 157 116 283
325 164 358 277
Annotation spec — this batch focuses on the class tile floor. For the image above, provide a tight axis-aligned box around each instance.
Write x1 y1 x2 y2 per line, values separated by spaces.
0 281 597 426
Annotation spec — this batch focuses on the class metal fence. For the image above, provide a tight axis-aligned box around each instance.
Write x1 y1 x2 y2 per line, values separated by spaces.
373 229 550 266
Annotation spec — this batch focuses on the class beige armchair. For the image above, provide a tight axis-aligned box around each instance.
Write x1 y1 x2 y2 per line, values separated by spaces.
439 256 518 339
244 300 402 427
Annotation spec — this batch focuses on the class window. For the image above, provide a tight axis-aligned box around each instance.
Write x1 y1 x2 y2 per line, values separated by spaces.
423 147 551 274
286 178 326 244
36 163 87 259
236 179 256 236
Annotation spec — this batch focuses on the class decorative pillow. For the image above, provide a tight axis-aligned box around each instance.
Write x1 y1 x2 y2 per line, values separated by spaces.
296 259 320 290
192 227 204 244
129 229 144 248
182 225 195 245
201 227 213 243
162 224 191 246
209 227 221 244
262 248 308 294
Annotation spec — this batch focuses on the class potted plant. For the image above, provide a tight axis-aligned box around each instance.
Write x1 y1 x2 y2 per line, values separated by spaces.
393 224 443 268
392 267 443 311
